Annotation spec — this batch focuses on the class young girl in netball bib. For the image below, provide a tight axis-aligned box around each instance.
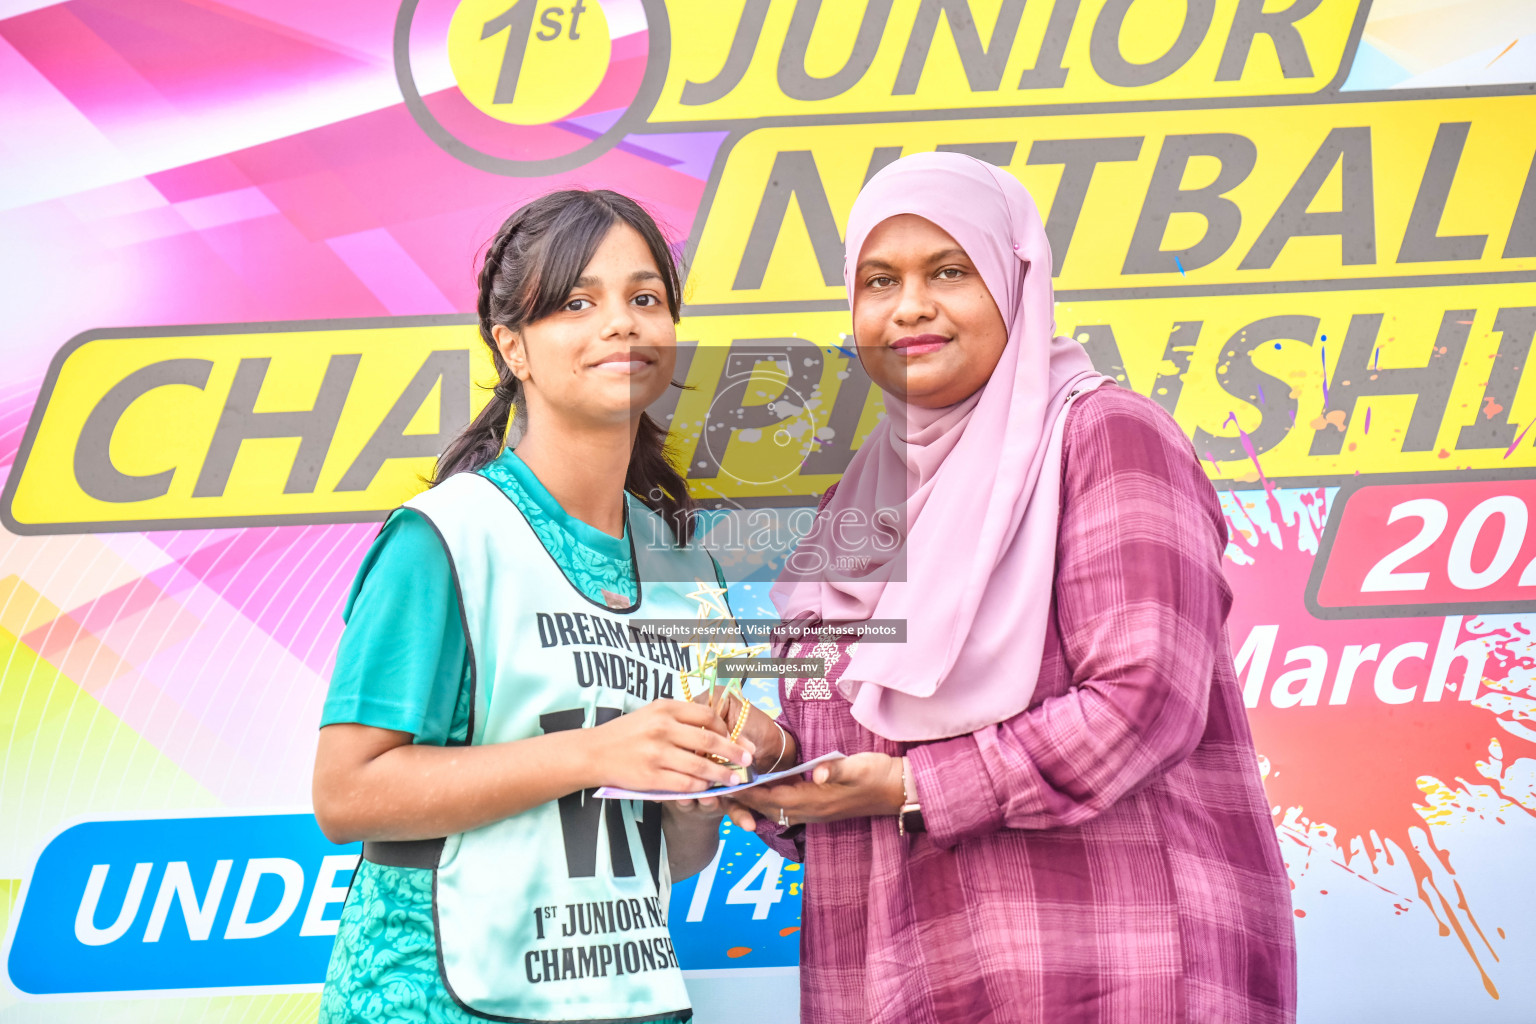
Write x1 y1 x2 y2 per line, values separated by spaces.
312 190 755 1024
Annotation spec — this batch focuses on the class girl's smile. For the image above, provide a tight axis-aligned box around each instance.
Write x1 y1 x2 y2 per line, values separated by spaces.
588 350 659 374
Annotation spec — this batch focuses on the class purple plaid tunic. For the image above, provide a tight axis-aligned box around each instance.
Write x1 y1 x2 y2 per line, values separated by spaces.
758 385 1295 1024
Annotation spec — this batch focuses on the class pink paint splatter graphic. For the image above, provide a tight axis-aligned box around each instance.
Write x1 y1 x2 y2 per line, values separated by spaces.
1223 485 1536 998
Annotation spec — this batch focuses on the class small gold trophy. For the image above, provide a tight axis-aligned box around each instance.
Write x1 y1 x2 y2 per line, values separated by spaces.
680 583 769 784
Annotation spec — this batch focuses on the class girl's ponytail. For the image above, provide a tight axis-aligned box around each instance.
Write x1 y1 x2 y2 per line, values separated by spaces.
434 225 523 481
626 411 693 547
434 190 695 545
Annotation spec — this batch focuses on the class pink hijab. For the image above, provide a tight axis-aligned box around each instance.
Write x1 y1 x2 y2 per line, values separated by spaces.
770 152 1109 742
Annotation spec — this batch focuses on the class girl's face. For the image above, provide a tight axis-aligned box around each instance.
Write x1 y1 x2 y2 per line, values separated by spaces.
494 223 677 430
852 214 1007 409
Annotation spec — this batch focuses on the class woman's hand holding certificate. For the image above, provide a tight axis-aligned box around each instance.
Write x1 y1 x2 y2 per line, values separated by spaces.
726 752 903 829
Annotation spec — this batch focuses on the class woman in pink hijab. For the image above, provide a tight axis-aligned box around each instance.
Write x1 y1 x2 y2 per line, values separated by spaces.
721 152 1296 1023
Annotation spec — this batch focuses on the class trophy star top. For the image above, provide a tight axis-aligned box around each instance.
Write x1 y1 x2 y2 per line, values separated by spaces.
685 582 733 620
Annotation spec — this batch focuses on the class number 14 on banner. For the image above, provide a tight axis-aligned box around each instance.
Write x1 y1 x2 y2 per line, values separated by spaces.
686 841 786 923
667 823 802 966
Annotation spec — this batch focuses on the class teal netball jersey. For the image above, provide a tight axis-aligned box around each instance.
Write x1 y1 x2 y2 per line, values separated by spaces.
319 450 720 1024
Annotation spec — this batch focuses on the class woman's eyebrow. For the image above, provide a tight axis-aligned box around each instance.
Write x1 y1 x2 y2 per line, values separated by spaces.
857 248 971 275
573 269 663 288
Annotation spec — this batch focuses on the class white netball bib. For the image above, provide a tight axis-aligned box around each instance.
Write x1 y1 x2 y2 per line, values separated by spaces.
405 472 725 1023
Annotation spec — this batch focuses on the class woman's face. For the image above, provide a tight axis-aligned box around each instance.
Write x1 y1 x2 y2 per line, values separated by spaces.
494 223 677 429
852 214 1007 409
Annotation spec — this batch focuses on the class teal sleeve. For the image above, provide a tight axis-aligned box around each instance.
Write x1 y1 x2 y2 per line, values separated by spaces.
321 509 469 743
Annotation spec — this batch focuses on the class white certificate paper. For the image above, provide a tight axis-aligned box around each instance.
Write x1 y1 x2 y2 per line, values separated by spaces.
593 751 846 802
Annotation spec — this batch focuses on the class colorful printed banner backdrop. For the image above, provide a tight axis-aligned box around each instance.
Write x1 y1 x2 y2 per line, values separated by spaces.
1 1 1534 1021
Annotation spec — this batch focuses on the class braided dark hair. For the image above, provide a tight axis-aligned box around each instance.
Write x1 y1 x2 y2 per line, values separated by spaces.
434 189 695 544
